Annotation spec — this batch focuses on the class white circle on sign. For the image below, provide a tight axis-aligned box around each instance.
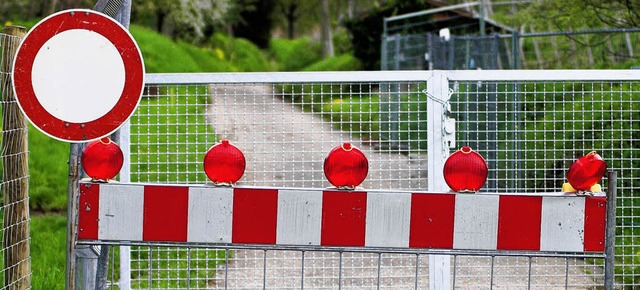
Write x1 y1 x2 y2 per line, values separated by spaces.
31 29 125 123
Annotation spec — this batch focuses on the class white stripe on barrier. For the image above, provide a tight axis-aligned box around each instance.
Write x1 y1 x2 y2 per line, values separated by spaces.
453 194 499 250
276 189 323 245
365 191 411 248
540 196 585 252
99 184 143 241
187 187 233 243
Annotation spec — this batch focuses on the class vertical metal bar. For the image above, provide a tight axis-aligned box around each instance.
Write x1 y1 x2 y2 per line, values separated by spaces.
414 254 420 290
67 143 81 290
511 32 520 69
426 71 452 290
452 255 457 289
527 256 532 290
186 248 191 289
301 251 305 290
263 250 268 290
489 256 495 290
604 171 617 290
111 1 133 287
376 253 381 290
147 247 152 287
96 245 110 290
564 258 569 289
224 249 229 290
381 19 388 70
338 252 343 290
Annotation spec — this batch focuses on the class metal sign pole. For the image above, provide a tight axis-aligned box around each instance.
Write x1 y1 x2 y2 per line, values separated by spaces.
66 1 131 289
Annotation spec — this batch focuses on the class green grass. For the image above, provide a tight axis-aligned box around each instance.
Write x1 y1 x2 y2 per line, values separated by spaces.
130 247 228 288
28 127 69 212
130 88 216 183
30 215 66 290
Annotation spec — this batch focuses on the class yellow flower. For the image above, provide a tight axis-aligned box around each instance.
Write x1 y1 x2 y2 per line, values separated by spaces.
214 48 224 60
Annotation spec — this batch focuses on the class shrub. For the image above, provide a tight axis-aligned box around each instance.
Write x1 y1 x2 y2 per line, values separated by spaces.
208 33 273 72
268 37 322 71
303 54 362 71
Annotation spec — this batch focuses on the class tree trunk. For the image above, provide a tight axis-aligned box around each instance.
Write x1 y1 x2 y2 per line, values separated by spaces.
157 9 166 34
284 3 297 39
320 0 334 58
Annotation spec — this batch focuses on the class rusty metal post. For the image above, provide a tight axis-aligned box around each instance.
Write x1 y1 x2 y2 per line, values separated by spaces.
67 143 81 289
1 25 31 290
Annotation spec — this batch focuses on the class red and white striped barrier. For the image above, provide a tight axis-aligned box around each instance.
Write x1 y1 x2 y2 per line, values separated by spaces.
78 182 607 252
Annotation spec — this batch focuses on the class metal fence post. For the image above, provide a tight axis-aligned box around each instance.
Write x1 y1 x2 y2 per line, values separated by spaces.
426 71 451 289
604 171 617 290
1 25 31 290
67 143 81 290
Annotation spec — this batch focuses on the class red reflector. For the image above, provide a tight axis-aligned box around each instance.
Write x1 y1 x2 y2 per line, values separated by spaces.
567 151 607 191
323 143 368 188
204 140 246 184
81 137 124 181
443 146 488 192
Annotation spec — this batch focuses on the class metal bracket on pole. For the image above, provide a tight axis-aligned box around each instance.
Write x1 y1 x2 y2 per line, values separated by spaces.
93 0 124 18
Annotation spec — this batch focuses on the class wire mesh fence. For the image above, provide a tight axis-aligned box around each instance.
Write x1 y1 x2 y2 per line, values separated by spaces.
382 29 640 70
83 70 636 289
0 27 30 290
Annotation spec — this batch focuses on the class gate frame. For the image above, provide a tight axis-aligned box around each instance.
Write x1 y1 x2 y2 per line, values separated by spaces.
71 69 636 289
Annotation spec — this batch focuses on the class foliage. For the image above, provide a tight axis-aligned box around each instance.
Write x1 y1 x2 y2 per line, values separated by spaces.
30 215 67 290
208 33 274 72
0 0 93 21
231 0 276 48
499 0 640 31
268 37 322 71
131 0 230 43
303 54 362 71
343 0 433 70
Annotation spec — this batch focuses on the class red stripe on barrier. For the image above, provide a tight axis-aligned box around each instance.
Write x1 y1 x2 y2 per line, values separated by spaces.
584 196 606 252
232 188 278 244
143 185 189 242
409 193 455 248
321 191 367 247
497 195 542 251
78 183 100 240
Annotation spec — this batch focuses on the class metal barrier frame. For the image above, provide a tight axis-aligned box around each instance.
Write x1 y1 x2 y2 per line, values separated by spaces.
69 70 638 289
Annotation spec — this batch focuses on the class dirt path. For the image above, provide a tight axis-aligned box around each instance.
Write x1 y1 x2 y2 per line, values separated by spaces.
204 85 600 289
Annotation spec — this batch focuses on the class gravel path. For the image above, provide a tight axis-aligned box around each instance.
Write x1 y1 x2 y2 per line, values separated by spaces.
204 85 600 289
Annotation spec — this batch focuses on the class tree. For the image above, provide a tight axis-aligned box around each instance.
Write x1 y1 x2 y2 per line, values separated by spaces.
131 0 229 43
502 0 640 31
231 0 276 48
276 0 300 39
320 0 334 57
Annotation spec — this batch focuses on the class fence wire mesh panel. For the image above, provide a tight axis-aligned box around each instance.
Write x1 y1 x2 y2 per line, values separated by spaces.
118 72 432 289
101 71 632 289
0 28 31 289
382 29 640 70
447 70 638 288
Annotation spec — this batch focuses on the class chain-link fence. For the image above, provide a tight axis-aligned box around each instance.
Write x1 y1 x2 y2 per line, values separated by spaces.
72 70 636 289
0 27 31 289
382 28 640 70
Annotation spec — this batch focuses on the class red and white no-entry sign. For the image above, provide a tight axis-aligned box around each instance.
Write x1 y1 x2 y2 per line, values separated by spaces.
12 9 145 142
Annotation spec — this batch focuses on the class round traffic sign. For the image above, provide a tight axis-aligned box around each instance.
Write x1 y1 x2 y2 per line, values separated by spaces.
12 9 145 142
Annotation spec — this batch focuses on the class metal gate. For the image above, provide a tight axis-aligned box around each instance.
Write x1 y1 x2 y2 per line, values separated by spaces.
72 70 637 288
